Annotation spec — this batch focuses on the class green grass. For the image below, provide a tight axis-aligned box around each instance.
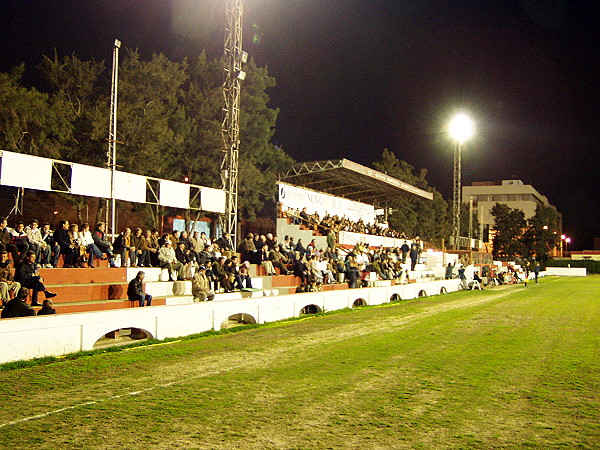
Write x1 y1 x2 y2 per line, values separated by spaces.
0 276 598 448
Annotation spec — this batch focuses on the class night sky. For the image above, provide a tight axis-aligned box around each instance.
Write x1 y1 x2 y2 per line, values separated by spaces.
1 1 598 249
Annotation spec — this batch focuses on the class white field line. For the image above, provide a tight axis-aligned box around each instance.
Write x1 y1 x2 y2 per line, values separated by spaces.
0 287 518 429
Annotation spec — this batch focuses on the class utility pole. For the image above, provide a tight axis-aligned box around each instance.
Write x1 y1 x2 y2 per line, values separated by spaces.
452 141 462 249
221 0 246 248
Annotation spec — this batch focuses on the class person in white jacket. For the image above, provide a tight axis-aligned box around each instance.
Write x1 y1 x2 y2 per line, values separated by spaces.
25 220 51 267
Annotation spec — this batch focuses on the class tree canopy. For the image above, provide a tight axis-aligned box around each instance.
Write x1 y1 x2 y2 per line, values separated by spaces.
0 50 292 224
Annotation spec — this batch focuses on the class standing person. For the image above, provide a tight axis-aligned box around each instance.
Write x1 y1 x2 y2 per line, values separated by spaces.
92 222 116 267
326 229 337 253
445 262 455 280
1 287 35 318
400 240 410 264
409 242 420 271
14 251 56 306
127 271 152 307
191 266 215 302
0 251 20 307
534 262 541 283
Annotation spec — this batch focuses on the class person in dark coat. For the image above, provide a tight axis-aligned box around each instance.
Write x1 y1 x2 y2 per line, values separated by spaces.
15 251 56 306
127 271 152 307
53 219 77 268
409 242 420 271
1 287 35 318
37 299 57 315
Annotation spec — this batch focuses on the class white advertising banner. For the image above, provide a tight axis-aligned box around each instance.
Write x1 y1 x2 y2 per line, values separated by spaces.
278 182 375 223
115 171 147 203
71 164 112 198
0 151 52 191
159 179 190 209
200 187 226 214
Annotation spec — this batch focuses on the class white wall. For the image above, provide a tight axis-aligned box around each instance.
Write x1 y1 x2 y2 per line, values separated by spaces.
0 280 461 364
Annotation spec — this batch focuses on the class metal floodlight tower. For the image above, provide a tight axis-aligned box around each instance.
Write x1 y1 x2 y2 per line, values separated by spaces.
448 113 474 250
107 38 121 240
221 0 245 248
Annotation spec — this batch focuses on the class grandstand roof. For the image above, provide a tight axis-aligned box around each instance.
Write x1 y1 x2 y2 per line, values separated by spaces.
279 159 433 204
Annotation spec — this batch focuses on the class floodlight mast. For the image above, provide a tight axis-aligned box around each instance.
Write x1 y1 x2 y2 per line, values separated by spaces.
448 113 474 250
221 0 244 248
107 39 121 241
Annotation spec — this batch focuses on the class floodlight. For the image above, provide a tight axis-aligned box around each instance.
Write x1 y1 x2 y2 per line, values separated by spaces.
449 113 475 144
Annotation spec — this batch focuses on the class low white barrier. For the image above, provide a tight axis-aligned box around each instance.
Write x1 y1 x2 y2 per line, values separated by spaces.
0 279 461 364
544 267 587 277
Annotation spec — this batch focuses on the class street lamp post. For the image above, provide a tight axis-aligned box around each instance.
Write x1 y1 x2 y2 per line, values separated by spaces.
448 113 474 250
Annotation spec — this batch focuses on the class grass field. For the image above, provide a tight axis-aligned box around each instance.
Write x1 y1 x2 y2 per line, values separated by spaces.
0 276 598 448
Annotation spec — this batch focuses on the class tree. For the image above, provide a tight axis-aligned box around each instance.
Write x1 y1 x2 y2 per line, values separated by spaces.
523 205 561 262
491 203 526 259
373 149 451 243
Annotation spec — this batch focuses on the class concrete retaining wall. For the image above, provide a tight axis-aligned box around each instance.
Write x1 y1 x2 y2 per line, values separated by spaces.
0 279 461 364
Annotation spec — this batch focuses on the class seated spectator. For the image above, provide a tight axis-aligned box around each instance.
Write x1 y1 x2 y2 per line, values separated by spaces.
1 287 35 318
130 227 147 267
0 251 20 307
237 258 253 289
212 256 233 293
14 251 56 306
54 219 77 268
0 218 20 264
265 233 277 251
268 245 291 275
113 228 134 267
158 240 184 281
237 233 258 264
293 255 309 285
37 299 56 315
68 223 85 267
216 232 234 254
92 222 116 267
79 223 103 268
170 230 181 246
10 221 30 260
40 223 60 268
295 239 309 258
191 266 215 302
144 229 159 267
175 242 194 280
127 271 152 307
25 219 50 267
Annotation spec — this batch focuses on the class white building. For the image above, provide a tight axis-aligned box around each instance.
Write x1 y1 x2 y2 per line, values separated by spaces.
463 180 561 241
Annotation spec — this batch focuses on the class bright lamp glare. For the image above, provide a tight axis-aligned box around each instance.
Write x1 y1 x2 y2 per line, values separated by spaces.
449 113 475 144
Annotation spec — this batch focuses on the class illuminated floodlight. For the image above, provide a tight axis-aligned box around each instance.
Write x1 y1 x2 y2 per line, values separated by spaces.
448 113 475 144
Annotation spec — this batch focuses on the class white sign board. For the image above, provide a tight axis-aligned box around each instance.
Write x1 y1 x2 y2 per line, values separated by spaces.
71 164 112 198
159 179 190 209
278 182 375 223
0 151 52 191
115 171 147 203
200 187 226 214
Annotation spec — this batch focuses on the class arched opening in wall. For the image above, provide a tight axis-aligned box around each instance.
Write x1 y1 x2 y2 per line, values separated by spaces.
418 289 428 298
221 313 257 329
440 286 448 295
300 304 322 315
390 293 402 302
93 327 154 349
352 298 367 308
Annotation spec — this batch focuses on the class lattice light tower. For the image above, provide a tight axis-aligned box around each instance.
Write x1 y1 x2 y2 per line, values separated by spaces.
221 0 245 247
448 113 474 249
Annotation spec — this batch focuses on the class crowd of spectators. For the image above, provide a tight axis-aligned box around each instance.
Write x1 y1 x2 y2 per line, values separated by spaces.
237 230 423 292
283 207 409 239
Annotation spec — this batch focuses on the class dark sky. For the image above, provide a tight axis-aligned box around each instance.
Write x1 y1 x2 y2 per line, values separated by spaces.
1 1 599 249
